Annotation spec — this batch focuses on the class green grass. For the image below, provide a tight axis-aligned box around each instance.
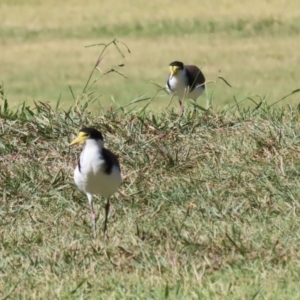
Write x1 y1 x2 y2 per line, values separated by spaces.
1 77 300 298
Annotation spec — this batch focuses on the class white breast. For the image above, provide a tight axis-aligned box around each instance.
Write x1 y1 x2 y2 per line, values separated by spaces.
74 141 122 198
166 70 188 96
166 69 205 101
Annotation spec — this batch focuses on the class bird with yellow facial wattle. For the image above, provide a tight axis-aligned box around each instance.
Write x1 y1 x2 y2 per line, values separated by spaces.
69 127 122 237
166 61 206 108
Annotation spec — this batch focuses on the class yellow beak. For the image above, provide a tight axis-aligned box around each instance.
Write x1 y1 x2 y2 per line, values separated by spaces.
169 66 178 79
69 133 87 146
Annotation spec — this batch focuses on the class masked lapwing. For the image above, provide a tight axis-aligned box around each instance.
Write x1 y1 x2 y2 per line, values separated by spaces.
70 127 122 237
166 61 206 108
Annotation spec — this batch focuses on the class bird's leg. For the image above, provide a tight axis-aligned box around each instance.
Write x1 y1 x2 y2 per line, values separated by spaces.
87 193 97 238
104 198 110 235
192 100 197 117
90 203 97 238
178 98 184 117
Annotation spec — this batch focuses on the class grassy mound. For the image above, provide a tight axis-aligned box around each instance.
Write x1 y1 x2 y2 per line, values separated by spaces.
1 90 300 298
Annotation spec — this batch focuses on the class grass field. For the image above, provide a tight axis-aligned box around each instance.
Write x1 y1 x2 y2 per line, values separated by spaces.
1 0 300 299
2 91 300 298
1 0 300 108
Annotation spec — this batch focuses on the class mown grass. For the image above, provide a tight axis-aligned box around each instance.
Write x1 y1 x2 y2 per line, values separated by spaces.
1 75 300 298
2 17 300 41
1 0 300 108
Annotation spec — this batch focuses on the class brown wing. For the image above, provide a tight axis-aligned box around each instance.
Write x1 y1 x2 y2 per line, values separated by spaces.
102 148 121 174
184 65 205 91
